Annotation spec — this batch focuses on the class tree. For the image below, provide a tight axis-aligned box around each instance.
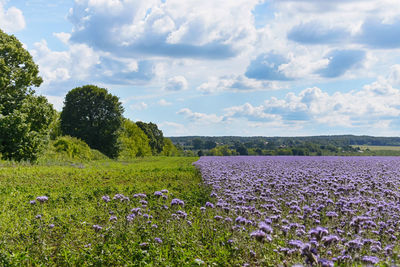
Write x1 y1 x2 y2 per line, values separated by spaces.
60 85 124 158
136 121 164 155
0 29 55 161
118 119 152 159
192 138 203 150
204 140 217 150
161 138 179 156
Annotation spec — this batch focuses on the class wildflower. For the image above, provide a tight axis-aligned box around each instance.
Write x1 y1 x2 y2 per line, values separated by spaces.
109 216 117 222
161 189 168 194
205 202 215 208
250 230 272 242
127 214 135 222
321 235 340 246
35 214 42 219
48 224 55 229
29 200 36 205
36 196 48 203
154 191 163 197
155 237 162 244
194 258 205 265
139 242 149 249
171 198 184 206
214 215 223 221
362 256 380 265
318 258 334 267
151 224 158 229
92 224 102 232
102 195 111 202
258 221 273 234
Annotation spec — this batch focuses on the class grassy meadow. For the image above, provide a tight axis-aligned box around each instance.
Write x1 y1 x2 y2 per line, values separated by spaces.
0 157 224 265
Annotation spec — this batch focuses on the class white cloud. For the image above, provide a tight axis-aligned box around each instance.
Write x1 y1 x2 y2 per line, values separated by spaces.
158 99 172 106
197 75 283 94
44 95 65 111
0 2 25 32
163 76 188 91
159 121 188 136
68 0 259 59
31 39 100 87
130 102 148 111
177 108 223 124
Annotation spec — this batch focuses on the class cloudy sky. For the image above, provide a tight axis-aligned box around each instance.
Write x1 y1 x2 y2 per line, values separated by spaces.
2 0 400 136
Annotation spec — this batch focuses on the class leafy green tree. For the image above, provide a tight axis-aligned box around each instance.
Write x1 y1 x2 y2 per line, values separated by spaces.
60 85 124 158
0 29 55 161
204 140 216 150
118 119 152 159
161 138 179 156
136 121 164 155
192 138 203 150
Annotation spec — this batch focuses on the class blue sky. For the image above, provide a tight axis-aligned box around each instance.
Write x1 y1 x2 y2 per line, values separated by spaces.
2 0 400 136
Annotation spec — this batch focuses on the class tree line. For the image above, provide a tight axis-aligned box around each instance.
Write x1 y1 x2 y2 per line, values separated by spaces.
0 29 177 162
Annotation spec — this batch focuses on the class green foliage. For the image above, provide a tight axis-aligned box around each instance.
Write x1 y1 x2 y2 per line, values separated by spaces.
118 119 152 159
60 85 124 158
136 121 164 155
161 138 180 156
192 138 203 150
0 30 55 162
41 136 108 162
48 111 62 140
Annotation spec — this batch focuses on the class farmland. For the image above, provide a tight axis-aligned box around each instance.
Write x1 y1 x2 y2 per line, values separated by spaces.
1 156 400 265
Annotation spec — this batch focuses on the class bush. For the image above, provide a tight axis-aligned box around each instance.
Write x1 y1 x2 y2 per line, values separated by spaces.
41 136 108 162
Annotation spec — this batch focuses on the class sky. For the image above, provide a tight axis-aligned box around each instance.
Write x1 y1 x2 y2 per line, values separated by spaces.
1 0 400 137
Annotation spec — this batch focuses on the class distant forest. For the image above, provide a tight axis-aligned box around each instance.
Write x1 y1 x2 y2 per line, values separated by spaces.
169 135 400 156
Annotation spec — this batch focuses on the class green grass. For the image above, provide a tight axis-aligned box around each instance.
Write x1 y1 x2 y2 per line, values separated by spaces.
0 157 279 266
0 157 213 265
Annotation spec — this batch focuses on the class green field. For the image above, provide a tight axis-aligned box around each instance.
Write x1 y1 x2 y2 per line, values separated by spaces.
0 157 276 266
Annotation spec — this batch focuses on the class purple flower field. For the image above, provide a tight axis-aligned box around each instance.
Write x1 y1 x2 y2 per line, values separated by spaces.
194 156 400 265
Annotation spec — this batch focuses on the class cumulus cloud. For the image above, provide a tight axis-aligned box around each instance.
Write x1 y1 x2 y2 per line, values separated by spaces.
163 76 188 91
197 75 282 94
30 40 100 92
287 22 351 45
225 84 400 128
245 52 293 81
357 18 400 48
177 108 223 124
67 0 259 59
316 49 366 78
0 2 25 32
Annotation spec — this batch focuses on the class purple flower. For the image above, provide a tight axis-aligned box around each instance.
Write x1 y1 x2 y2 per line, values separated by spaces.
154 191 163 197
92 224 102 232
155 237 162 244
102 195 111 202
205 202 215 208
258 221 273 234
109 216 117 222
29 200 36 205
36 196 48 203
362 256 380 265
250 230 272 242
126 214 135 222
48 224 55 229
171 198 184 206
214 215 223 221
161 189 168 194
